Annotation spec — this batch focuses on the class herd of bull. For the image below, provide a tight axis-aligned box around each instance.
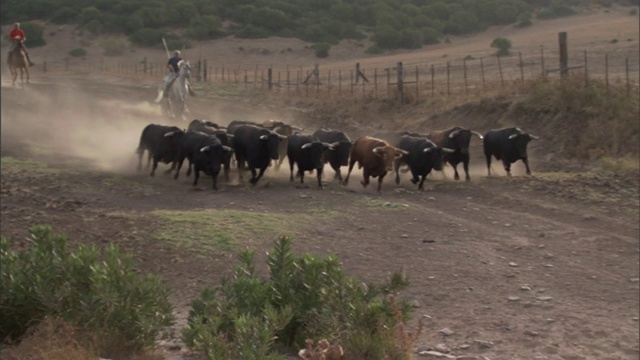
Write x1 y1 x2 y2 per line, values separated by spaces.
136 118 539 193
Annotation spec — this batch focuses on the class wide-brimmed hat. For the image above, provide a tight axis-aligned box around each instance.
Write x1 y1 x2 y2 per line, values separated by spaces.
174 50 181 55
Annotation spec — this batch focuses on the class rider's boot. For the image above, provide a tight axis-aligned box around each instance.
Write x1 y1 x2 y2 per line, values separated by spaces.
25 52 35 67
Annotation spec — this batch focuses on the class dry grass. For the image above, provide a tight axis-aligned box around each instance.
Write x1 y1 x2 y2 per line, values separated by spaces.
0 317 163 360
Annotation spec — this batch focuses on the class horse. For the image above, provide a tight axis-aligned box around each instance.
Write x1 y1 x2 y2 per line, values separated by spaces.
156 60 191 120
8 39 30 86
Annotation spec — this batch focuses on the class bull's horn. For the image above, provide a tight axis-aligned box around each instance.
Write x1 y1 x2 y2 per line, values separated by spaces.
472 131 484 139
259 134 268 140
442 147 456 153
200 146 210 152
529 134 540 140
448 129 461 138
301 142 313 149
277 134 288 140
330 141 341 148
396 149 409 156
372 146 385 155
508 133 519 140
217 125 227 130
423 147 433 153
322 142 336 150
515 127 523 133
292 125 305 131
222 146 234 152
164 131 178 137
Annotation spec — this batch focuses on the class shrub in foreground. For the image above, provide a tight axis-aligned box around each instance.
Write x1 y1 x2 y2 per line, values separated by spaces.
0 226 174 352
182 236 418 359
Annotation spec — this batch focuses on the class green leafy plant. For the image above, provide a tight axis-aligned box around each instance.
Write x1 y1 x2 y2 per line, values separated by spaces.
69 48 86 57
0 226 174 351
491 37 512 56
182 236 416 359
312 42 331 58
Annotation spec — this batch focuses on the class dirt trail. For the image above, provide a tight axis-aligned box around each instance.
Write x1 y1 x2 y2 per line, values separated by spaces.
1 77 638 359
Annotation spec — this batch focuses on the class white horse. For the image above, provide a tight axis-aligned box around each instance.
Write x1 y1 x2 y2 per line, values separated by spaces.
155 60 191 120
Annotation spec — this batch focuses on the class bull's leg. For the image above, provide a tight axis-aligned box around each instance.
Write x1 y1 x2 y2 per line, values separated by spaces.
502 159 512 177
298 169 305 184
223 161 230 181
237 157 245 182
333 165 343 182
192 168 200 186
394 159 402 185
250 167 266 185
463 158 471 181
150 157 159 177
485 152 492 176
522 157 532 176
343 159 356 186
211 173 219 191
146 152 152 169
186 161 192 177
173 157 186 180
316 167 324 189
418 175 427 190
410 169 420 185
452 163 461 181
376 173 387 194
360 169 370 188
289 159 295 182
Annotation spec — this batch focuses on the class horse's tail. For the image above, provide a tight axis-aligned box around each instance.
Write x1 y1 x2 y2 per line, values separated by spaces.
154 89 164 103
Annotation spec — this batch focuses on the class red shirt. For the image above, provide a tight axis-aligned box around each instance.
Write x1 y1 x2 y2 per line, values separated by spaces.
9 28 26 41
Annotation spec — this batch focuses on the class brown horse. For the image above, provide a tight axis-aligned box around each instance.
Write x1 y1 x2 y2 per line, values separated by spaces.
9 39 30 86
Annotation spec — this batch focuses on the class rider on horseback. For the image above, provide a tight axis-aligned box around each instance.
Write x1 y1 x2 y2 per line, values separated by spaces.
8 23 35 67
159 50 195 98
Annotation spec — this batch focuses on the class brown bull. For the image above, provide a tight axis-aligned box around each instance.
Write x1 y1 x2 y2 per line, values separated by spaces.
343 136 408 193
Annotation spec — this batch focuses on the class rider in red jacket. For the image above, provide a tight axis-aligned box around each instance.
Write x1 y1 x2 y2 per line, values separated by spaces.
8 22 35 66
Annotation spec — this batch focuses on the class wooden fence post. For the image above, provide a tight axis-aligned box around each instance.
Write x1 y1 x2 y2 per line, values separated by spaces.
519 51 524 83
463 58 468 94
480 58 485 89
397 61 404 103
203 60 208 82
559 31 568 77
431 64 435 96
626 57 630 97
268 68 273 90
446 61 450 96
605 53 609 94
374 68 377 99
497 55 504 86
583 50 588 87
541 48 545 78
415 65 419 103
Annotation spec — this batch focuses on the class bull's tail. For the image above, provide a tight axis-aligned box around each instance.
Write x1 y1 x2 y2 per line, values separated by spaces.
154 89 164 103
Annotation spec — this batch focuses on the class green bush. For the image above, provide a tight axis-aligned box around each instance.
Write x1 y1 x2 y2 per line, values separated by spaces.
166 38 193 51
312 42 331 58
491 37 512 56
187 15 223 40
366 45 384 54
0 226 174 350
537 5 577 19
182 236 415 359
20 22 46 47
516 12 533 28
69 48 87 57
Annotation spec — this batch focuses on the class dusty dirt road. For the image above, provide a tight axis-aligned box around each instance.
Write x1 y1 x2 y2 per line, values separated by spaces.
1 76 638 360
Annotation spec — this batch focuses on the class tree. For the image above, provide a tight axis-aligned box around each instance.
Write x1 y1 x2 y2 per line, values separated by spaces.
491 37 512 56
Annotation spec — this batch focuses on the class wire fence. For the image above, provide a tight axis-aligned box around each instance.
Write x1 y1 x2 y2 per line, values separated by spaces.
22 47 640 101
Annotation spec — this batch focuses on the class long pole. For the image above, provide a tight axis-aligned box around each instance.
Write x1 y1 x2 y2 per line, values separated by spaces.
161 38 170 59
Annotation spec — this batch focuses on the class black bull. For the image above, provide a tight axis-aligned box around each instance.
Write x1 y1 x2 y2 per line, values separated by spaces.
311 128 352 181
287 134 335 189
136 124 185 176
427 126 484 181
173 131 234 190
394 135 454 190
232 125 286 185
483 127 539 176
